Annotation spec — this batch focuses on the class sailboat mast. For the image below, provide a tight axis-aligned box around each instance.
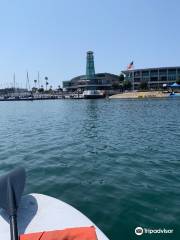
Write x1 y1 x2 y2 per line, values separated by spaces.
26 71 30 91
38 71 40 88
13 72 16 93
13 73 15 88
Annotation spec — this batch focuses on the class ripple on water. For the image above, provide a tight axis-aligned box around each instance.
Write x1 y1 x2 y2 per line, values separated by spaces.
0 99 180 240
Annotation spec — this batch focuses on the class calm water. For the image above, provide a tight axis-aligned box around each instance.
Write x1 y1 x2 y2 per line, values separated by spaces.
0 99 180 240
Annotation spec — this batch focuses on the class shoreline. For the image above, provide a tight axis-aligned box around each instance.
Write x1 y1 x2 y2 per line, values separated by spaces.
109 91 169 99
0 91 174 101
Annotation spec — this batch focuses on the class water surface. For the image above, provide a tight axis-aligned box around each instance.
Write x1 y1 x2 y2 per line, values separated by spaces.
0 98 180 240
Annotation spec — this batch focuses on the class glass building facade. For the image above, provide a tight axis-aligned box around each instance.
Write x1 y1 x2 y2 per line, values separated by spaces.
86 51 95 79
63 73 119 92
122 67 180 90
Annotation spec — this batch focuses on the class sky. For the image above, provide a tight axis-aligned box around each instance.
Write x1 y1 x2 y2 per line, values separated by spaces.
0 0 180 88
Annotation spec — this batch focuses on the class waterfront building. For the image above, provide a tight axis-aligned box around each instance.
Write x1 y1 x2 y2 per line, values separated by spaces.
122 67 180 90
63 51 119 92
63 73 120 92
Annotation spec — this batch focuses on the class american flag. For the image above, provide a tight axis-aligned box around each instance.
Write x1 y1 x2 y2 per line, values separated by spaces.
127 61 134 70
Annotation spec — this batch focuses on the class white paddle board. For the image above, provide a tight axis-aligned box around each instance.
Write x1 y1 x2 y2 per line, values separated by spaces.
0 193 109 240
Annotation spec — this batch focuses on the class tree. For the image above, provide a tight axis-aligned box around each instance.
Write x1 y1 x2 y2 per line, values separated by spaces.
112 82 120 89
57 85 62 92
139 81 148 90
123 80 132 90
119 74 125 83
49 85 53 93
32 87 37 93
34 80 37 89
176 77 180 84
45 77 49 91
38 86 44 93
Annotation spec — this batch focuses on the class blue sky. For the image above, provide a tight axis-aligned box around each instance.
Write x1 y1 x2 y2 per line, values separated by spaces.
0 0 180 88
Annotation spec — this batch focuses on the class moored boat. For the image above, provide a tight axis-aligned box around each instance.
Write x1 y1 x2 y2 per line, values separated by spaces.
169 92 180 97
83 90 105 99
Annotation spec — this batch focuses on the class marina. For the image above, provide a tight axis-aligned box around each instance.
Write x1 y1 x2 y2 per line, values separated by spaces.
0 1 180 239
0 95 64 101
0 90 177 101
1 52 180 102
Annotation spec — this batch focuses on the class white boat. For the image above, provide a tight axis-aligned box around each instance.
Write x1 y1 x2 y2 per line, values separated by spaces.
0 168 109 240
83 90 105 99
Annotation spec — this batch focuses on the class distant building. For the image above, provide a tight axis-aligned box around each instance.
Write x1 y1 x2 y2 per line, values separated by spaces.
63 51 120 92
122 67 180 90
63 73 120 91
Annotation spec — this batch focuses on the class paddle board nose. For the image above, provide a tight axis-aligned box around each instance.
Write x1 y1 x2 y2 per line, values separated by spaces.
0 193 109 240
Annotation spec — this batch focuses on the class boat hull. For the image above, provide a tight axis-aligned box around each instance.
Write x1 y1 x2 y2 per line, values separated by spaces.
83 90 105 99
84 95 105 99
169 93 180 97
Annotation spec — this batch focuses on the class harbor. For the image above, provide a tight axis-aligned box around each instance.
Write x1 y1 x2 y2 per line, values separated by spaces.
1 1 180 239
1 52 180 102
0 88 178 101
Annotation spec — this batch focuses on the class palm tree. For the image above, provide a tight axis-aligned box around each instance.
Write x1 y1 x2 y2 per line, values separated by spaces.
57 85 62 92
34 79 37 88
45 77 48 91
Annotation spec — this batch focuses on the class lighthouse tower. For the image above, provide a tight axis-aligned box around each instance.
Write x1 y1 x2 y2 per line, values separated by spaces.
86 51 95 80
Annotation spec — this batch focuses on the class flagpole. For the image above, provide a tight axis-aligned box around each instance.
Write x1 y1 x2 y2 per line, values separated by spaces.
127 61 134 91
133 71 134 91
133 62 135 91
